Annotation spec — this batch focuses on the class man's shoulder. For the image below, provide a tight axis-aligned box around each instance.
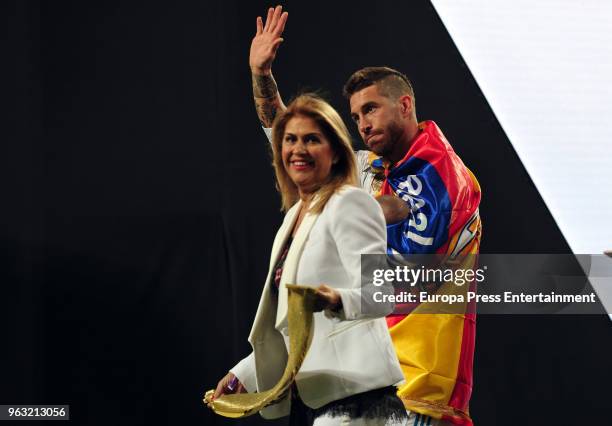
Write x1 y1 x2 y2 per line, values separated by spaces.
355 149 372 173
353 150 382 196
355 149 370 162
417 120 457 156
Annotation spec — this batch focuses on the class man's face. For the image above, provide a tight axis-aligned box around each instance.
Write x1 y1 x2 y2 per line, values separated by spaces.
349 84 405 158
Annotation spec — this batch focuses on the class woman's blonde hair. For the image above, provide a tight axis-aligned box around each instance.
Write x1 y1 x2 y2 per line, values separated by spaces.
271 93 357 213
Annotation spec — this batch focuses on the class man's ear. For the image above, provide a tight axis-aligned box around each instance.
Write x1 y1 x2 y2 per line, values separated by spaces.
398 95 414 117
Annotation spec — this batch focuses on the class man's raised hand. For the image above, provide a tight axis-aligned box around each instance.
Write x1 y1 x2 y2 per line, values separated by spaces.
249 5 288 76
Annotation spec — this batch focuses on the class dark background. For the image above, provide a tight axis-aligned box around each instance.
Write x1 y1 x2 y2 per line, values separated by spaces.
3 1 611 425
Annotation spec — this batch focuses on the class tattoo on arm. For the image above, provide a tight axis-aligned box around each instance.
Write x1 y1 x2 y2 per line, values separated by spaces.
252 74 278 98
255 100 278 128
252 74 282 128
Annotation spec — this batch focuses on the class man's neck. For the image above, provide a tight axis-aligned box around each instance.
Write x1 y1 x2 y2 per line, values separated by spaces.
385 123 420 165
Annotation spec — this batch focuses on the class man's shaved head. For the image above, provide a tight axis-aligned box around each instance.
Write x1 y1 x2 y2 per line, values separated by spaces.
343 66 415 105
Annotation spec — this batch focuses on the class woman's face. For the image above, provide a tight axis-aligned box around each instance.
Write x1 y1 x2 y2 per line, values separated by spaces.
281 115 337 198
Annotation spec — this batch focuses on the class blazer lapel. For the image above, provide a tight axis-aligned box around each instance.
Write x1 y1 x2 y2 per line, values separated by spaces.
275 208 320 329
268 201 302 272
248 200 302 343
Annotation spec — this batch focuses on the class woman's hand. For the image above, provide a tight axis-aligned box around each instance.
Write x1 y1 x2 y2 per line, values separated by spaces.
314 284 342 312
249 5 288 75
208 372 246 407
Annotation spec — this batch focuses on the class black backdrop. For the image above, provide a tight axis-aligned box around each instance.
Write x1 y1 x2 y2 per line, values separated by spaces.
3 1 611 425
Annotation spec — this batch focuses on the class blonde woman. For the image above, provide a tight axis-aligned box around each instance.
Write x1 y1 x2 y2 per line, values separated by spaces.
212 94 406 425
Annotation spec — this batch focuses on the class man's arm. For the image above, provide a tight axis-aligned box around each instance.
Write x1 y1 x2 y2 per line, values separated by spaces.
249 6 288 128
376 195 410 225
252 72 285 128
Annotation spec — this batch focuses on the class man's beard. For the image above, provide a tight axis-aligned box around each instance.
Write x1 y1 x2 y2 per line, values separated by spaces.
376 119 405 160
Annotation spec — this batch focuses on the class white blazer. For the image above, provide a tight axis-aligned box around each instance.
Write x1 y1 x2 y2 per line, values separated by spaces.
231 185 404 419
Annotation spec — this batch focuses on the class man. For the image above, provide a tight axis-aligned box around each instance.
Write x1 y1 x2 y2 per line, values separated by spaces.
249 6 482 426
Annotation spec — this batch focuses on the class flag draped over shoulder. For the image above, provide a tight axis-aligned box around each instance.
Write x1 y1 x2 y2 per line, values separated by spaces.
370 121 482 425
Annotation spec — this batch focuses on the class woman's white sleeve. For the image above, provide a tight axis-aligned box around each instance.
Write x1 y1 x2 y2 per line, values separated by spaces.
329 189 394 320
229 352 256 393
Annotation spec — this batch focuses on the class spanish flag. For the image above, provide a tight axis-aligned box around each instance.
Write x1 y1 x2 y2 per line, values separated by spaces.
370 121 482 425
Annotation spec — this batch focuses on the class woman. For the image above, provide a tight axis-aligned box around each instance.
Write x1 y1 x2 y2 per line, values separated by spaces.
212 94 406 425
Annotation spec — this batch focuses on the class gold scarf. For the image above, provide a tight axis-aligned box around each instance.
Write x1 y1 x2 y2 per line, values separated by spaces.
204 284 317 418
